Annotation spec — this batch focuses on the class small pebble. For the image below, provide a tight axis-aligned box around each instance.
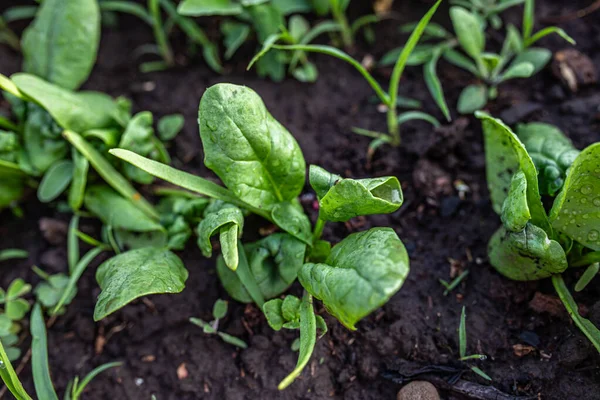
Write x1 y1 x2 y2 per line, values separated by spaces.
397 381 440 400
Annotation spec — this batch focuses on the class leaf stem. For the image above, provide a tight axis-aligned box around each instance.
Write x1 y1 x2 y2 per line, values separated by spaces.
330 1 352 48
234 240 265 309
552 274 600 352
571 251 600 267
148 0 174 66
312 217 326 242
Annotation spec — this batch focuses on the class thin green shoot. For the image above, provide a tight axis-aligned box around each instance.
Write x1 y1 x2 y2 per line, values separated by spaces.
440 270 470 296
575 263 599 292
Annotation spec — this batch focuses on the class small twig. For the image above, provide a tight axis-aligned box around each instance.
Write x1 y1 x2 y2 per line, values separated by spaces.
542 0 600 23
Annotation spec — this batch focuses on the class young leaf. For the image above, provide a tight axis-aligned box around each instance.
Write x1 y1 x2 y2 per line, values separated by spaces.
94 247 188 320
517 122 580 196
552 274 600 352
217 234 306 303
212 299 228 320
511 47 551 75
424 49 451 122
68 148 89 211
457 84 487 114
157 114 185 141
450 6 485 60
199 84 306 211
550 143 600 250
31 304 59 400
459 306 467 359
264 298 285 330
488 224 568 281
221 21 251 60
84 186 166 241
575 263 599 292
309 165 403 222
299 228 409 330
271 201 313 245
21 0 100 90
501 171 531 232
12 74 119 133
178 0 243 16
197 202 244 270
69 362 122 400
37 160 73 203
278 293 317 390
525 27 575 48
499 62 534 82
379 44 436 67
476 112 551 233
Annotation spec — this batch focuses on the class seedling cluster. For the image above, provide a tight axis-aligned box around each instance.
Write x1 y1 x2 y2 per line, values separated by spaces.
0 0 597 397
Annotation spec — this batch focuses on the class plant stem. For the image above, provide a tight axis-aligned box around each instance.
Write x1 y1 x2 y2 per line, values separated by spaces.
330 1 353 48
148 0 174 66
552 274 600 352
387 106 400 146
571 251 600 267
312 217 326 242
235 240 265 309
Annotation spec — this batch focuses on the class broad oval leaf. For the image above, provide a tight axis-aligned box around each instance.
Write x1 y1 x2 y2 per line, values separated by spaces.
21 0 100 90
298 227 409 330
94 247 188 320
217 233 306 303
199 83 306 211
511 47 551 75
517 122 580 196
197 201 244 270
550 143 600 250
37 160 73 203
457 84 487 114
271 201 312 244
157 114 185 141
84 185 166 249
500 61 534 81
309 165 403 222
476 112 550 233
450 7 484 60
488 224 568 281
11 74 119 133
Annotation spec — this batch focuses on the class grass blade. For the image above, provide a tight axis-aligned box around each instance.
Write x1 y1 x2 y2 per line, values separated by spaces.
109 149 270 220
270 44 390 105
0 249 28 262
553 274 600 352
99 1 153 24
525 27 575 47
388 0 442 108
63 131 159 220
575 263 599 292
72 362 122 399
397 111 441 127
68 215 80 273
31 303 59 400
459 306 467 359
52 247 104 315
0 340 32 400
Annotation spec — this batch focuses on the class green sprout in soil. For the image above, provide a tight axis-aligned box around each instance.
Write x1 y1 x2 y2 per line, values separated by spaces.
458 306 492 381
190 299 248 349
0 279 31 361
450 0 524 30
439 270 469 296
248 0 442 155
110 82 410 389
385 0 574 115
478 112 600 352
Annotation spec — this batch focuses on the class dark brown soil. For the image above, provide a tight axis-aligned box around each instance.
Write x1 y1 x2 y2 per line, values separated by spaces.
1 1 600 399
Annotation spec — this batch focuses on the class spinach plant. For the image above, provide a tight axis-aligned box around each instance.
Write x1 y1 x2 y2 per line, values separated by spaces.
190 299 248 348
249 0 442 155
478 112 600 352
0 279 31 361
109 83 410 389
385 0 574 115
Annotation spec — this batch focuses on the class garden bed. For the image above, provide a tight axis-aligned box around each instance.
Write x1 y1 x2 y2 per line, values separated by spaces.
1 0 599 399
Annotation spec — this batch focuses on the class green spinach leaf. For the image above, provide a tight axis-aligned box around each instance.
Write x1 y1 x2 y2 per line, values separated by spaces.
197 201 244 270
94 247 188 320
199 84 305 211
299 228 409 330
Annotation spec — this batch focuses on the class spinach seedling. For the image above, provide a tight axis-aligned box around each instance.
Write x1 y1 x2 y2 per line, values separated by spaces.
110 83 410 389
190 299 248 349
458 306 491 381
0 279 31 361
478 112 600 352
449 0 524 30
387 0 575 115
249 0 442 155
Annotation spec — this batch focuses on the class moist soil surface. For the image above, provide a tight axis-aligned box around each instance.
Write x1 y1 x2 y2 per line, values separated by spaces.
1 1 600 399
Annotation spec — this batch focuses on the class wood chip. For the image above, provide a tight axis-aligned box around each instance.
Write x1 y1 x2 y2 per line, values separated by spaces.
177 363 188 380
513 344 535 357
